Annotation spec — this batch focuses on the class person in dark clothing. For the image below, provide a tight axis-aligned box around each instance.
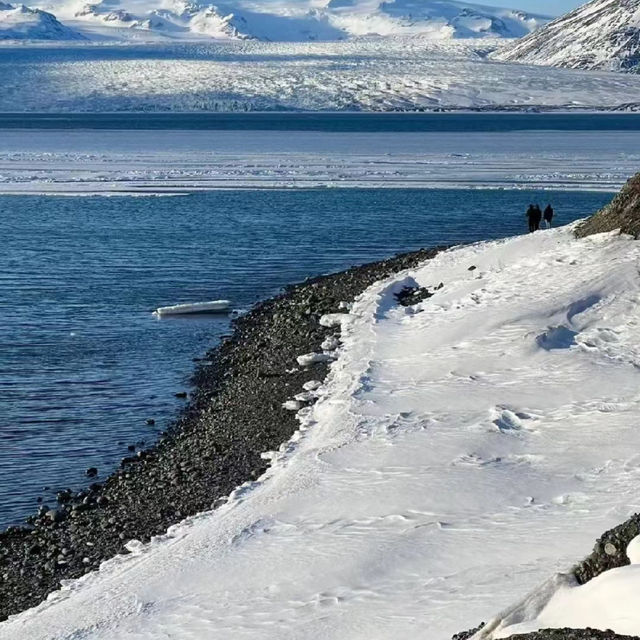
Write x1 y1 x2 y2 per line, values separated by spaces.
525 204 536 233
526 204 538 233
533 204 542 231
543 204 554 228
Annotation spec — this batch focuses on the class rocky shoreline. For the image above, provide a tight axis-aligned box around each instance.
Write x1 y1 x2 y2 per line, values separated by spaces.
2 227 639 639
0 245 443 623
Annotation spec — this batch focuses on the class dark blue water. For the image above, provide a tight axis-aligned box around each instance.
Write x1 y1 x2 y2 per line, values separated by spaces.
2 112 640 132
0 188 613 528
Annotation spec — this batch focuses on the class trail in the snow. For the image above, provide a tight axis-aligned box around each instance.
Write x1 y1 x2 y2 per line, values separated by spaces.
4 227 640 640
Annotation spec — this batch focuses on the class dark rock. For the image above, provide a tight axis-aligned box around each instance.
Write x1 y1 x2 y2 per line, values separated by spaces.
85 467 98 478
56 490 72 504
576 172 640 238
175 392 188 399
499 629 639 639
45 510 65 524
452 623 484 640
574 513 640 584
395 285 437 307
146 419 155 426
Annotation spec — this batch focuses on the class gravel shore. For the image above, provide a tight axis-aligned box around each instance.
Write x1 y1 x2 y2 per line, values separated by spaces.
0 245 443 622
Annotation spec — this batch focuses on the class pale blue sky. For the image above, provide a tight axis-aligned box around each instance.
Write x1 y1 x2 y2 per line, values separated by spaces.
486 0 583 16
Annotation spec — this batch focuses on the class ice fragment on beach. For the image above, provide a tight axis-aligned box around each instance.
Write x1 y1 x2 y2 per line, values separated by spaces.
297 352 333 367
303 380 322 391
321 335 340 351
294 391 314 403
319 313 347 328
282 400 302 411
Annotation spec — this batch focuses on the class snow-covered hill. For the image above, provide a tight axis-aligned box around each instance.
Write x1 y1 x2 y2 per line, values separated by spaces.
21 0 548 42
495 0 640 72
0 1 84 39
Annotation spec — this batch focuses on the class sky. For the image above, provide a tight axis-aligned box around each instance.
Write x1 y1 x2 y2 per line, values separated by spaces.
486 0 584 16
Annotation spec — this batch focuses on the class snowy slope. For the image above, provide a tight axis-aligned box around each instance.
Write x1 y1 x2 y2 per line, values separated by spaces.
0 1 84 39
495 0 640 72
4 226 640 639
28 0 548 42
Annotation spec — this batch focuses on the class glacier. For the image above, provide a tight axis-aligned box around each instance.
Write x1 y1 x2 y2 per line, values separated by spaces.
4 225 640 639
3 38 640 112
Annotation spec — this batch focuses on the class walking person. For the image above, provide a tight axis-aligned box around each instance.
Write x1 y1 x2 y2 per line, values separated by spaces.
543 204 554 229
533 204 542 231
526 204 537 233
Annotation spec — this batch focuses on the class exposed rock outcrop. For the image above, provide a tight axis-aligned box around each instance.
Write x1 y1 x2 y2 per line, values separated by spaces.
576 172 640 238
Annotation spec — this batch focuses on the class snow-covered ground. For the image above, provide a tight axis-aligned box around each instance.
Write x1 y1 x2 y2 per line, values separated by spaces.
0 129 638 194
3 39 640 111
5 225 640 639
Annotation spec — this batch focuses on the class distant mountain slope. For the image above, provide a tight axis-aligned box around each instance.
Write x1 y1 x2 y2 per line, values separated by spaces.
495 0 640 71
30 0 549 42
0 1 85 39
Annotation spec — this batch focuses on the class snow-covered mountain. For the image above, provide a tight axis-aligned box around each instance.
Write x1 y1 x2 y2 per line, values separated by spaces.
495 0 640 72
19 0 548 42
0 1 85 38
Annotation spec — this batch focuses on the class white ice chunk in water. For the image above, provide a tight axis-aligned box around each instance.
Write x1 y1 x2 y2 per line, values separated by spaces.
154 300 231 316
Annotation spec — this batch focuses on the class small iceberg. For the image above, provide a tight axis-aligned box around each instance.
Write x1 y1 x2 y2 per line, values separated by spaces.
153 300 231 317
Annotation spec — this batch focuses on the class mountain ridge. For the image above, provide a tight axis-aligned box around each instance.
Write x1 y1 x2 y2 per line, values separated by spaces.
495 0 640 72
0 0 549 42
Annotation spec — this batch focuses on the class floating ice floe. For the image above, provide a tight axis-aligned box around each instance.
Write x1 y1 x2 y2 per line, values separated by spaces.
153 300 231 317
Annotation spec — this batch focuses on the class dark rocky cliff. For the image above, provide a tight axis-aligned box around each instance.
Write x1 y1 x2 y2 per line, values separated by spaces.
576 173 640 238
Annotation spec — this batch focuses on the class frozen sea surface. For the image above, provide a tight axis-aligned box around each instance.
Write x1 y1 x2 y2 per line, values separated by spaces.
1 127 639 194
5 226 640 640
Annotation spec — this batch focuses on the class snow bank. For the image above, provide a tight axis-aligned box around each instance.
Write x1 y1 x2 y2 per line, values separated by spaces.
4 227 640 639
482 535 640 638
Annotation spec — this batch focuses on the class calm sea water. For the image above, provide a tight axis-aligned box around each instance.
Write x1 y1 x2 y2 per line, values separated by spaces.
0 188 614 528
2 112 640 132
